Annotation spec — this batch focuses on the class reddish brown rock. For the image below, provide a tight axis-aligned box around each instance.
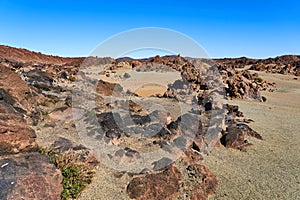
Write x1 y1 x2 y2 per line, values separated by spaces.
0 64 39 115
96 80 123 96
0 102 38 156
178 149 217 199
127 165 181 200
189 164 218 200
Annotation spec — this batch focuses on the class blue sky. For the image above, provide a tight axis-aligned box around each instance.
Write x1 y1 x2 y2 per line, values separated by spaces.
0 0 299 58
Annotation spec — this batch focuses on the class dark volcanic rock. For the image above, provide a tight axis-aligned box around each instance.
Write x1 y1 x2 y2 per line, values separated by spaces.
220 123 263 150
24 70 61 92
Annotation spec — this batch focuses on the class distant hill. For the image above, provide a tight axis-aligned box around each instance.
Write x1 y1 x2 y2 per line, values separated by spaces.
0 44 299 76
0 45 84 65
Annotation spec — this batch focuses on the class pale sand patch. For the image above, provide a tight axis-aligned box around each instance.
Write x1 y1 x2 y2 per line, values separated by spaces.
134 83 166 97
205 72 300 199
78 163 132 200
111 71 181 97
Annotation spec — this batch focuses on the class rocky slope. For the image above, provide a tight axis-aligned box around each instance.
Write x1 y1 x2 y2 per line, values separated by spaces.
0 45 295 199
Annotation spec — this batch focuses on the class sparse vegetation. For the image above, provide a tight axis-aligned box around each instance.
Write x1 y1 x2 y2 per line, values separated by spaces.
69 76 76 82
39 148 95 200
254 77 263 83
86 110 96 116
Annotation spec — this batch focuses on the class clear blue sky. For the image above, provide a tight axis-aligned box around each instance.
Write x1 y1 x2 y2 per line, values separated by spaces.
0 0 299 58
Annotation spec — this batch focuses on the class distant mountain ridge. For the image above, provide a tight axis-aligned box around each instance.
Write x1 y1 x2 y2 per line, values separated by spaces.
0 45 299 76
1 44 299 64
0 45 84 65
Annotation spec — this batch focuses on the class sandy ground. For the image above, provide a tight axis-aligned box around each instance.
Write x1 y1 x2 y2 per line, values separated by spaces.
79 71 300 200
205 72 300 199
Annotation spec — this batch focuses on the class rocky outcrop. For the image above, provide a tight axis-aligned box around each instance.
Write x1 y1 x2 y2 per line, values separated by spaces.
0 100 62 199
0 64 62 199
218 65 275 101
221 104 263 150
0 64 41 116
215 55 300 76
96 80 123 96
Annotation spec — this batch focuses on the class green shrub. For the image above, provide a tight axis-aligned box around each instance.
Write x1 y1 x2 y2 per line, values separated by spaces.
254 77 263 83
39 148 94 200
69 76 76 82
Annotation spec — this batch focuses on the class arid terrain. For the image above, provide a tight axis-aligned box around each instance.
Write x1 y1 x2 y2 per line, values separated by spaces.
205 72 300 199
0 45 299 200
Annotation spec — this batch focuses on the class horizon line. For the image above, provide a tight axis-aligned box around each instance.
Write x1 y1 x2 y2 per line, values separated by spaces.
1 43 299 60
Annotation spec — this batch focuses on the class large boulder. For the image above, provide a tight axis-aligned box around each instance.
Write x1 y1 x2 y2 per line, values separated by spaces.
127 165 181 200
0 152 62 200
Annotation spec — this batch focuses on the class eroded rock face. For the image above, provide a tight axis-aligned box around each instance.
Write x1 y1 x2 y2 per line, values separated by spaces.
0 152 62 200
0 102 62 200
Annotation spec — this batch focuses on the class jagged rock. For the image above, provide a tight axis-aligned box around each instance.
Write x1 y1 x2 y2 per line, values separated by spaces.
216 55 300 76
220 123 263 150
96 80 123 96
168 113 203 138
25 70 54 91
128 100 143 113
